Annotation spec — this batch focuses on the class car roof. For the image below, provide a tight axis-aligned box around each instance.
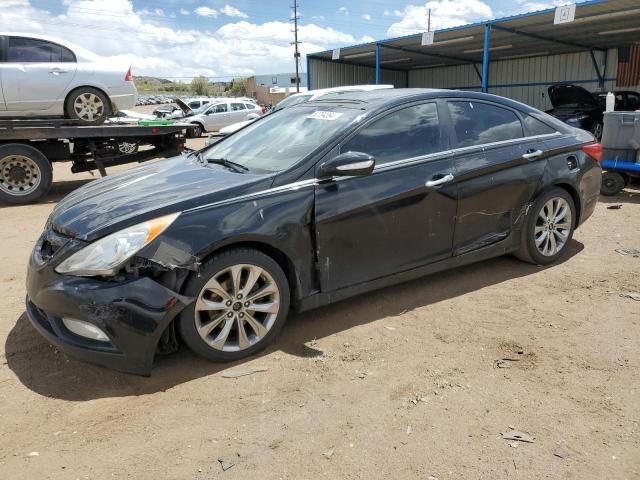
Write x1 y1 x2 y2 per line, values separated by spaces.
305 88 541 114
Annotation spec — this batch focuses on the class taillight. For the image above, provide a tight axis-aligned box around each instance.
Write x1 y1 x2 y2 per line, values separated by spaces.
261 107 267 114
125 67 133 82
581 143 602 162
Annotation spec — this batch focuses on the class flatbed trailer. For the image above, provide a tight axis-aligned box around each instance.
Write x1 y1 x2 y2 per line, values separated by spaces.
0 119 187 204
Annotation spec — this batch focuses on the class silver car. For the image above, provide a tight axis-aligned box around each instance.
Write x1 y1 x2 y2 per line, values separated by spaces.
182 100 263 138
0 32 137 125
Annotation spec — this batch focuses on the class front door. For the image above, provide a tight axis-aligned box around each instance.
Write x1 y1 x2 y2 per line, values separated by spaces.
314 101 458 292
203 103 230 131
1 36 77 112
445 99 551 255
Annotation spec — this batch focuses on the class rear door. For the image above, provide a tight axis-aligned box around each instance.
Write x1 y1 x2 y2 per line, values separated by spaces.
230 102 247 123
1 36 77 112
446 99 550 255
314 101 458 291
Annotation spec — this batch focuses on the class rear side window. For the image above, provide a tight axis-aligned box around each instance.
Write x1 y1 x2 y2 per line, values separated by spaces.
523 115 557 136
212 104 228 113
342 103 442 165
8 37 76 63
231 103 246 111
448 101 523 148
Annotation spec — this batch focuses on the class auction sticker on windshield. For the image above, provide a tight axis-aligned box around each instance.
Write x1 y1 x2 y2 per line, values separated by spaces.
307 111 344 121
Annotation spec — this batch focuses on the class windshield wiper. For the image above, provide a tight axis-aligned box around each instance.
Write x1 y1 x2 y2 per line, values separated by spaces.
206 157 249 173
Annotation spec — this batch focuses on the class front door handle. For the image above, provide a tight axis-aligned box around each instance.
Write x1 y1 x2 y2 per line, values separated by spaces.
522 149 544 160
426 173 454 188
49 69 68 75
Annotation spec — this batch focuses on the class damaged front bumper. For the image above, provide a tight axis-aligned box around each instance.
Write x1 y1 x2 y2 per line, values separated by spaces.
26 244 192 376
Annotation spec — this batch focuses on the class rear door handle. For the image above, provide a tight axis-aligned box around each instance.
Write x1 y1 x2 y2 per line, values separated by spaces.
522 149 544 160
426 173 454 188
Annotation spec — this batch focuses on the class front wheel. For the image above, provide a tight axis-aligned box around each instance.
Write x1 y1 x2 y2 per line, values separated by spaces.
591 121 603 141
186 124 203 138
178 248 290 362
515 188 576 265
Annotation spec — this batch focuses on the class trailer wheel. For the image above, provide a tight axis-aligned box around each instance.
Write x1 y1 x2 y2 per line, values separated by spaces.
600 171 625 196
0 144 52 204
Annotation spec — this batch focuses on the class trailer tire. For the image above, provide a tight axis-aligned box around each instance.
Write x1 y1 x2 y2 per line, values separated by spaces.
600 171 625 196
0 144 52 204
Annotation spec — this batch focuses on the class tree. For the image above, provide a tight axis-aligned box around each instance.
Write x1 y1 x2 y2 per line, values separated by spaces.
191 76 210 96
227 78 248 97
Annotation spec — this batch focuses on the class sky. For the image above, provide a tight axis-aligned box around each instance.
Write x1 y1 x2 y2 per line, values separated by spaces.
1 0 569 80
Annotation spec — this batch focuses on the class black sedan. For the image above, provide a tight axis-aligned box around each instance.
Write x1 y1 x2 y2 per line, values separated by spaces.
26 89 602 375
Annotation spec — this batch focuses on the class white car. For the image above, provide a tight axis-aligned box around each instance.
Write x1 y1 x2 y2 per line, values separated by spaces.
178 99 263 138
210 85 396 140
0 32 137 125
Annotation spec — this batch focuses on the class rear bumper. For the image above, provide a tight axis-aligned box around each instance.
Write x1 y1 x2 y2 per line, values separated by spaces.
26 260 190 375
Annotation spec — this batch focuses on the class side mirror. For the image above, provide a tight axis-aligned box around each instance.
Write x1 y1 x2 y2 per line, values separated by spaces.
318 151 375 179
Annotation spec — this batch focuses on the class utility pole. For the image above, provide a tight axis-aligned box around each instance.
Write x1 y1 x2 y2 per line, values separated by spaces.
428 8 431 31
290 0 301 92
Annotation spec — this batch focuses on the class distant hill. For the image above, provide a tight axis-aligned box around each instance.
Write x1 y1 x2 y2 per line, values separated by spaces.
133 76 230 95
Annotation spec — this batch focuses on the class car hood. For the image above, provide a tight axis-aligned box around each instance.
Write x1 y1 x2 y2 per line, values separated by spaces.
548 84 598 108
48 156 271 241
175 98 195 115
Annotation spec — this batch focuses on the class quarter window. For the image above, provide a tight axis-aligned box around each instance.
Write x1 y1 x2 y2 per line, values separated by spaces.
245 103 257 110
231 103 246 111
523 115 557 136
8 37 76 63
342 103 442 165
448 101 523 148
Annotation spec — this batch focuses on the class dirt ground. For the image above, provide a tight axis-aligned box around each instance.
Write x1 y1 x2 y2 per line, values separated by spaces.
0 131 639 479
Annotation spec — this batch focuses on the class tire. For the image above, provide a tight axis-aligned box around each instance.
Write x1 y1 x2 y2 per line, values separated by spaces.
591 121 603 141
600 171 625 196
186 124 203 138
515 188 576 265
178 248 290 362
65 87 110 125
0 143 52 204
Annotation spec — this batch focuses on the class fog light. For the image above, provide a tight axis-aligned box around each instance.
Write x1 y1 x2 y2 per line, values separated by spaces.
62 318 109 342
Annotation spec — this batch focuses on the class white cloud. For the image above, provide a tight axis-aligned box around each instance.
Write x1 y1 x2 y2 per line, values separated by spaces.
194 6 218 18
312 15 325 21
220 5 248 18
338 7 349 15
387 0 493 36
0 0 367 79
361 14 372 21
179 8 190 15
384 10 392 16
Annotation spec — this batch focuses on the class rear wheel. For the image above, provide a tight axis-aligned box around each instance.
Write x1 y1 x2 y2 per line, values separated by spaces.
516 188 576 265
600 171 625 196
178 248 290 362
0 144 52 204
65 87 110 125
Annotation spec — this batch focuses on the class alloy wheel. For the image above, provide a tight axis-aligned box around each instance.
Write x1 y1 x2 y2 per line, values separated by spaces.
73 93 105 122
194 264 281 352
0 155 42 196
534 197 572 256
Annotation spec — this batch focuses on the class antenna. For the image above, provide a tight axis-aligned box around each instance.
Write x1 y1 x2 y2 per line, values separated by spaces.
290 0 301 92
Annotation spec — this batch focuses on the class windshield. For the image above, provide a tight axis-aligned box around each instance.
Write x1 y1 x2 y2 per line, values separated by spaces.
202 106 357 173
275 94 312 110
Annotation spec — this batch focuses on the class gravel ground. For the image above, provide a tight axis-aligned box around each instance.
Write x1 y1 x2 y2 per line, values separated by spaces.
0 117 638 479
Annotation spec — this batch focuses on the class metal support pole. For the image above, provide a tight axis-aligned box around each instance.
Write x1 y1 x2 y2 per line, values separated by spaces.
589 49 604 88
306 55 311 91
601 49 608 89
375 43 381 85
482 23 491 93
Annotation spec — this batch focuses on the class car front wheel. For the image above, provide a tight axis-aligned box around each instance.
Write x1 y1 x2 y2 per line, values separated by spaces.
178 248 290 362
516 188 576 265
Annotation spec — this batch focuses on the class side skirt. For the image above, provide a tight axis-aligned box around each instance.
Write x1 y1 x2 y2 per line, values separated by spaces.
296 231 520 312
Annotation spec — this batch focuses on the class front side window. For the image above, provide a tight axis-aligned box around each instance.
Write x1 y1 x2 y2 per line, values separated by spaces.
231 103 246 111
212 104 228 113
8 37 75 63
342 103 442 165
448 101 523 148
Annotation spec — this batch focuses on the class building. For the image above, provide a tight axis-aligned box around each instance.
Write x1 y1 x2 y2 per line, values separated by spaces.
246 73 307 105
306 0 640 111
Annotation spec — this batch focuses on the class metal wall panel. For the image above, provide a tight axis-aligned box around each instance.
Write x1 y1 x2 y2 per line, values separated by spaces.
408 48 635 110
309 58 407 89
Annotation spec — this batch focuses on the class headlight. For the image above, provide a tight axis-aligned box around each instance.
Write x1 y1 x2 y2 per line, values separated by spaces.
55 213 180 276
